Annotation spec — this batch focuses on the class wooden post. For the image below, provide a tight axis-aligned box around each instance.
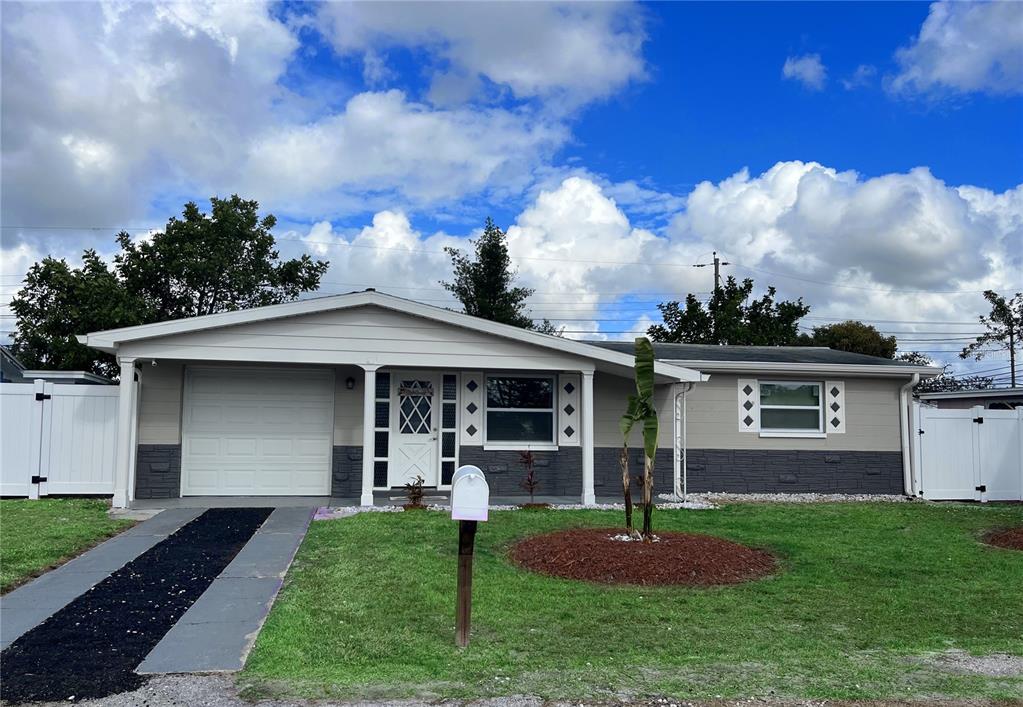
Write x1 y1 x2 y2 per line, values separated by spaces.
455 519 478 648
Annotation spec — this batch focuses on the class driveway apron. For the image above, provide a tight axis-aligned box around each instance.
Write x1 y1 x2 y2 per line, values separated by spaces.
0 507 279 704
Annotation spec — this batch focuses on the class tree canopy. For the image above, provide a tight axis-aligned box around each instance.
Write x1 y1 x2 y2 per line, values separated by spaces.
801 320 898 358
10 196 328 378
441 217 539 331
648 277 809 346
960 290 1020 388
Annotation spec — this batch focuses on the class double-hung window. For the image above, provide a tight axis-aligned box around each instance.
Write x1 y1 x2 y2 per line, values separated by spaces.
759 381 823 434
484 375 556 445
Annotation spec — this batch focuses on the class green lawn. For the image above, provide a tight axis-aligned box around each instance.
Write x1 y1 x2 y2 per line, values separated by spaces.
0 498 134 593
242 503 1023 702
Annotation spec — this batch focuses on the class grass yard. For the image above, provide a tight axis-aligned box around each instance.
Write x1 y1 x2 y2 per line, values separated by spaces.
0 498 134 593
242 503 1023 702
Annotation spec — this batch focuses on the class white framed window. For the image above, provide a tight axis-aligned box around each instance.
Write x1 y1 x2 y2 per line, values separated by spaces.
484 374 556 447
758 381 824 437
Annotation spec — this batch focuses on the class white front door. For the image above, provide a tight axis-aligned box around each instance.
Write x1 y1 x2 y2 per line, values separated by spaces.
389 374 439 487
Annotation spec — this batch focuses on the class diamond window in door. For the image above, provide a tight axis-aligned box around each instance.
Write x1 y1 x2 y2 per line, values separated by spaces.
399 380 433 434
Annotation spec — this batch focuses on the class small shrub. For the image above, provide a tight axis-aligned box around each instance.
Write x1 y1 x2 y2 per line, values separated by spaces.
404 475 426 509
519 450 541 504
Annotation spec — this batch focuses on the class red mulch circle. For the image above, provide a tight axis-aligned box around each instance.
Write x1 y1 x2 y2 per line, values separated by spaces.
985 526 1023 550
509 528 777 586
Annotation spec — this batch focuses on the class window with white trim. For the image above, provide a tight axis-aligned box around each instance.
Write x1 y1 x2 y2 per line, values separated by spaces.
759 381 823 433
484 375 555 444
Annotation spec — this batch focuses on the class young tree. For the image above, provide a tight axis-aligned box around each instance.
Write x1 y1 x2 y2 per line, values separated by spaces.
803 320 898 358
649 277 809 345
9 196 328 376
960 290 1021 387
620 337 659 541
442 217 535 329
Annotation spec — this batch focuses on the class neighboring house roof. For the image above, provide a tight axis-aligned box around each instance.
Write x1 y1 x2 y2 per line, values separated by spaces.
20 370 114 385
0 345 27 383
77 290 707 383
918 387 1023 400
591 341 941 378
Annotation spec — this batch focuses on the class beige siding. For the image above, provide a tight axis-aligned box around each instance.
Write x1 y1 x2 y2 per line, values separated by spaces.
137 362 367 446
119 306 593 371
594 371 902 451
138 361 183 444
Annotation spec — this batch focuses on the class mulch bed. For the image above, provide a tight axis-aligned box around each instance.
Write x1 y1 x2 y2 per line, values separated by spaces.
985 526 1023 550
0 507 272 705
509 528 776 586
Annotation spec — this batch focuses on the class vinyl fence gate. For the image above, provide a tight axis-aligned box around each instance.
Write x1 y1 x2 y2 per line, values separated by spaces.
916 404 1023 502
0 381 123 498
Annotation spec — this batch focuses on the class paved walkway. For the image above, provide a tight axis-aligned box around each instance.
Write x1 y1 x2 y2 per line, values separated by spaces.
2 505 313 678
0 507 204 650
138 506 313 673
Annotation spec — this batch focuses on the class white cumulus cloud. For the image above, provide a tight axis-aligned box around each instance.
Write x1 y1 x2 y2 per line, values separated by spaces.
889 0 1023 97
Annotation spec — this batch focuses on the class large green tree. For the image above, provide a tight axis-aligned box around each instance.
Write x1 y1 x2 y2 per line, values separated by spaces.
648 277 809 345
960 290 1021 387
898 352 995 394
10 196 328 378
801 320 898 358
441 217 538 330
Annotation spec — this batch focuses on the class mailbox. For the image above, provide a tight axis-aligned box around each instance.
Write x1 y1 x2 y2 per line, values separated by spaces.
450 465 489 521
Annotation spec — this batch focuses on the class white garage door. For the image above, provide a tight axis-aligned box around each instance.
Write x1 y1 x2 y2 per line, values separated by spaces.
181 367 334 496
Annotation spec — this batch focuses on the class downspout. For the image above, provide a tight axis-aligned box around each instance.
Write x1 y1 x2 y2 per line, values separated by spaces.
673 382 693 500
899 373 920 497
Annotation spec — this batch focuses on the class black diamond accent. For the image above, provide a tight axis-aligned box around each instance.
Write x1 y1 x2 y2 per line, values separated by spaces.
743 400 753 411
831 417 841 428
564 426 575 438
831 386 840 397
563 382 575 394
466 379 478 392
742 384 753 396
564 403 575 416
743 415 754 427
466 424 478 437
466 402 478 414
831 401 840 412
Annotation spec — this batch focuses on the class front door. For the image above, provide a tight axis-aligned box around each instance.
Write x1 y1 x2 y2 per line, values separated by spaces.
390 374 439 487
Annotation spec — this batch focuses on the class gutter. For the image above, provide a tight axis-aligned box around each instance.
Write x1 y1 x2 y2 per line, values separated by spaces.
899 373 920 497
660 359 943 378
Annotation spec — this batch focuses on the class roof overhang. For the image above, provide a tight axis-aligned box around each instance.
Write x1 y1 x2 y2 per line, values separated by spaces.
918 387 1022 400
77 290 707 383
659 359 943 378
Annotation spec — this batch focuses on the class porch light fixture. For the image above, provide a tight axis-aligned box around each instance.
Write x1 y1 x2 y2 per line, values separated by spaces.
345 376 356 390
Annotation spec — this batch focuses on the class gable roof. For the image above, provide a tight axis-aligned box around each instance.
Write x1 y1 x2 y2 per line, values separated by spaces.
591 341 941 377
77 290 706 382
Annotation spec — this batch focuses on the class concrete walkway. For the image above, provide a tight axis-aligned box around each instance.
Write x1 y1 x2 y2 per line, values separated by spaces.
0 508 204 650
138 506 314 674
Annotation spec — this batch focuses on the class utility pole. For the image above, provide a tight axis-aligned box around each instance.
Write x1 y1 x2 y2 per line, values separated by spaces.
711 251 730 294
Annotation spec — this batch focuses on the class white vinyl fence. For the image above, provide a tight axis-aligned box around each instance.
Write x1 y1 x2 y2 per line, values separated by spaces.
1 381 122 498
916 403 1023 501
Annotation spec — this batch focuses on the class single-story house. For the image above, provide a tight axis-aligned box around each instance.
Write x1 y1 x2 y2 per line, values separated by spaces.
918 387 1022 410
76 290 941 508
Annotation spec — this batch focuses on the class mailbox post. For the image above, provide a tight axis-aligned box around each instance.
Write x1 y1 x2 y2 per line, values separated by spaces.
450 465 489 648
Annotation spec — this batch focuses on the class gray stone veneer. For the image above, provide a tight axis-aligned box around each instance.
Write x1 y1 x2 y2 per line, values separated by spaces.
331 446 363 498
462 446 903 496
134 444 182 499
133 443 903 499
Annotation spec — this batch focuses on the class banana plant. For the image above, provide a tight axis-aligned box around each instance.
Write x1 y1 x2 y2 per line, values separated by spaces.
619 337 658 541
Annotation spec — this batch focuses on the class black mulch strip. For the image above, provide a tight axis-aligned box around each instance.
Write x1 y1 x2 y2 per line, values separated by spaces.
0 507 272 704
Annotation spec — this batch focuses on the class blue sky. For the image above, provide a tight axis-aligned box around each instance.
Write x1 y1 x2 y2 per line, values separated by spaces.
1 1 1021 378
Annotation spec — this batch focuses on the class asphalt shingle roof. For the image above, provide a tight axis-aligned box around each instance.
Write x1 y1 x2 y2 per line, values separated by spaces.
587 341 919 367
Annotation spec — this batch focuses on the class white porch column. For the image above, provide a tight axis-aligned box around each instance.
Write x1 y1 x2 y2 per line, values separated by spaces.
360 365 380 506
581 370 595 505
112 357 137 508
